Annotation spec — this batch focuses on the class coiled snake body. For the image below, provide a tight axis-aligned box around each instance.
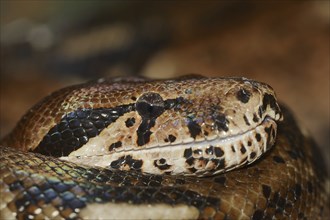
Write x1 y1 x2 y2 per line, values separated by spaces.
0 76 328 219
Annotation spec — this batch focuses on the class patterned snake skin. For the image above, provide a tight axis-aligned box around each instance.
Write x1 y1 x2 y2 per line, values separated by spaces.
0 76 328 219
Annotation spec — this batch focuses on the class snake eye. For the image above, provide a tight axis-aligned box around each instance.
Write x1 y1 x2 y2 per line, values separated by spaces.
136 92 165 118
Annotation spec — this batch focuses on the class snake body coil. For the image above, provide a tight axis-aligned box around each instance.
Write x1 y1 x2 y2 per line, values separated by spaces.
0 76 328 219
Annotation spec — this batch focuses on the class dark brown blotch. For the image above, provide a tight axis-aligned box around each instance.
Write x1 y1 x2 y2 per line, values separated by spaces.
136 118 155 146
187 120 202 139
168 134 176 143
243 115 251 126
262 93 281 116
250 152 257 159
193 149 202 155
258 106 263 118
211 158 225 170
184 148 193 159
255 133 261 142
109 141 122 151
214 147 224 157
186 157 195 166
125 117 136 127
236 88 251 103
110 155 143 171
153 158 171 170
240 144 246 154
213 113 229 132
132 160 143 169
217 158 225 169
205 146 214 155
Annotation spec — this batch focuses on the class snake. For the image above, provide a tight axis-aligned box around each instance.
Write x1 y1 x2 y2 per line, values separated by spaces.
0 75 328 219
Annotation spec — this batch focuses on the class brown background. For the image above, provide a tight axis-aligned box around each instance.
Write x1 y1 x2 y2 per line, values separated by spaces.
1 1 329 168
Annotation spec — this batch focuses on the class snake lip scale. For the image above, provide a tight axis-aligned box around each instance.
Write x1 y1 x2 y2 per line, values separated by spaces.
0 75 328 220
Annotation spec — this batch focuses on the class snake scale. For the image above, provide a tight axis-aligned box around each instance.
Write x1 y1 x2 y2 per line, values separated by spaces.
0 75 328 219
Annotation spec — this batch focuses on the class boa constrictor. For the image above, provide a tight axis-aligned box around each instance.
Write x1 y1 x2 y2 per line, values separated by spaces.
0 75 328 219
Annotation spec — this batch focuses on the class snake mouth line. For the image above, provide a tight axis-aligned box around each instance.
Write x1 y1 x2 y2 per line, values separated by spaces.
64 115 276 159
60 115 277 176
148 115 276 151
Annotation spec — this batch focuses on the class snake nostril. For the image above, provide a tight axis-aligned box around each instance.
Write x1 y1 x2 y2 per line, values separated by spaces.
236 88 251 103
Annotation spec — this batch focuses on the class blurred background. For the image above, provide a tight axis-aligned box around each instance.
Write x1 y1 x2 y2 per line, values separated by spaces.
1 1 329 168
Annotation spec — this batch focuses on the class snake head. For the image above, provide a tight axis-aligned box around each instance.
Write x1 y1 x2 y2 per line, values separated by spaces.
2 75 283 176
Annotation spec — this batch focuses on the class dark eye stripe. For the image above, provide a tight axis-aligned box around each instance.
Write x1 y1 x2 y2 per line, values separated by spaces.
34 96 188 156
32 104 135 157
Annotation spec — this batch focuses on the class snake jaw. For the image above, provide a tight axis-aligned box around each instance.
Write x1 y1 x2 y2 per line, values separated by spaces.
60 114 278 177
